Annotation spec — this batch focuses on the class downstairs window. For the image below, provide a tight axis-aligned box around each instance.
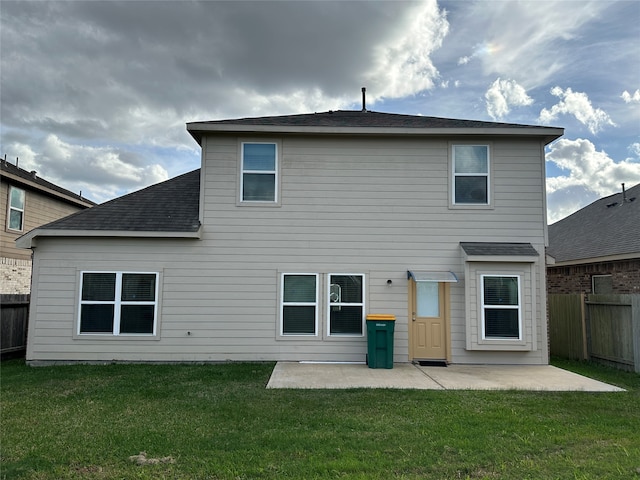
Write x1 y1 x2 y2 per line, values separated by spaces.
281 274 318 335
328 274 365 336
79 272 158 335
481 275 521 340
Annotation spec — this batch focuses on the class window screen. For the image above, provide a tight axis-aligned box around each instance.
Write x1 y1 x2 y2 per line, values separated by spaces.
281 274 317 335
242 143 277 202
8 186 26 230
592 275 613 294
453 145 489 204
482 275 520 339
79 272 158 335
328 275 364 335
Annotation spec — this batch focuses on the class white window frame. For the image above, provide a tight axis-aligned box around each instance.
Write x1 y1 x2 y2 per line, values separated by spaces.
480 274 522 341
280 273 319 336
78 271 159 336
326 273 365 337
240 141 279 204
451 144 491 207
7 186 25 232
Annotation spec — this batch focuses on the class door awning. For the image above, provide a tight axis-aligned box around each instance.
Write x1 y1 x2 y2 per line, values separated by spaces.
407 270 458 282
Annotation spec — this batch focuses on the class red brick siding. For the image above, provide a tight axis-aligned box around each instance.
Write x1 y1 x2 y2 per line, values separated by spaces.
547 258 640 294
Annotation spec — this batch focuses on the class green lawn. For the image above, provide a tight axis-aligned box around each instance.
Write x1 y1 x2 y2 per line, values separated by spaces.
1 359 639 480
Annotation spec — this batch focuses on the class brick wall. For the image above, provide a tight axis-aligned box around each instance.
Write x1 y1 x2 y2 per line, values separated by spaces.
547 258 640 295
0 257 32 294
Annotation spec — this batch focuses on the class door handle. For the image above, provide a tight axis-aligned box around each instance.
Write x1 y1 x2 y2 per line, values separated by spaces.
412 312 416 322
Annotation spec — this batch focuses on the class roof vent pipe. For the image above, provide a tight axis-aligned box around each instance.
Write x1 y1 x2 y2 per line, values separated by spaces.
622 183 627 204
361 87 366 112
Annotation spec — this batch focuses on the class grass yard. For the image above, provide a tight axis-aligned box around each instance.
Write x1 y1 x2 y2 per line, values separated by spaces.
1 359 639 480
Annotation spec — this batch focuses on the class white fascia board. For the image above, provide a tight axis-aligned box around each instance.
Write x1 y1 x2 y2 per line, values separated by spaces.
16 227 202 249
550 252 640 267
463 254 539 263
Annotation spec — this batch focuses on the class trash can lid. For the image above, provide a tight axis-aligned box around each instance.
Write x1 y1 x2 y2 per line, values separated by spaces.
366 314 396 321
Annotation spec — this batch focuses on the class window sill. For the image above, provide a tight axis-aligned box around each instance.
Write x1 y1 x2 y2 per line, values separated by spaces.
237 201 281 208
468 341 531 351
277 334 320 341
448 203 494 210
73 334 160 341
326 334 366 340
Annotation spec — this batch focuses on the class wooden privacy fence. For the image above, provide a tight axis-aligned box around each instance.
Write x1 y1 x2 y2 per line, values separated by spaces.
548 293 640 372
1 294 29 355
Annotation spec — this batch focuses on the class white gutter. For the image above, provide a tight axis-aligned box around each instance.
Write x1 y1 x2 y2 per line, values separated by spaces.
187 124 564 145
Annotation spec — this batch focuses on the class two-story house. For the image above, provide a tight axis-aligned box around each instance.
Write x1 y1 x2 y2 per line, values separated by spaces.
18 110 563 365
1 158 95 294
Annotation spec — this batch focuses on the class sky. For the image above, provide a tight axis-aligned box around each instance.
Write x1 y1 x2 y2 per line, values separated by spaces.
1 0 639 224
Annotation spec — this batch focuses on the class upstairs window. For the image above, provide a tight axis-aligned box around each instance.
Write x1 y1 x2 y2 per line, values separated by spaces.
241 143 277 202
453 145 489 205
79 272 158 335
481 275 521 340
7 186 25 231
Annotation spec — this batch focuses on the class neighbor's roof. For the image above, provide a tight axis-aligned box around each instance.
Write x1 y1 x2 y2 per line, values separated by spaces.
17 169 200 248
1 158 95 208
187 110 563 145
547 183 640 264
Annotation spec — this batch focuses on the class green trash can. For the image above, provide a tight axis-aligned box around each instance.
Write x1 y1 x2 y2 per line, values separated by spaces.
366 314 396 369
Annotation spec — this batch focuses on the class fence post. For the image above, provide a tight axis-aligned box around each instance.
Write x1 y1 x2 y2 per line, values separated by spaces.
632 295 640 374
580 292 588 360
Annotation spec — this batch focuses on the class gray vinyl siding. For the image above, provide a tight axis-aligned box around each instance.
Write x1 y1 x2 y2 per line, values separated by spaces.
26 134 549 364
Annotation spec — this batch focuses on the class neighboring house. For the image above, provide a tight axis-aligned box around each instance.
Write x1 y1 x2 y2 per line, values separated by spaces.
1 158 95 294
547 183 640 295
18 110 563 365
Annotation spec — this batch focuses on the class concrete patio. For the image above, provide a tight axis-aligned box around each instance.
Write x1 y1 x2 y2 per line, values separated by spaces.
266 362 625 392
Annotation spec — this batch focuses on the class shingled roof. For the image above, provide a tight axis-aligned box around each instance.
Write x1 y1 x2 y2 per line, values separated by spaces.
190 110 550 128
460 242 539 257
20 169 200 243
547 183 640 264
187 110 563 145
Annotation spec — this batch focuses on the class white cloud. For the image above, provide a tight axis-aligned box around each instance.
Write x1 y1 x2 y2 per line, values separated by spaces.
621 89 640 103
546 137 640 223
7 135 169 203
539 87 616 134
367 0 449 100
452 1 610 88
630 143 640 158
485 78 533 120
